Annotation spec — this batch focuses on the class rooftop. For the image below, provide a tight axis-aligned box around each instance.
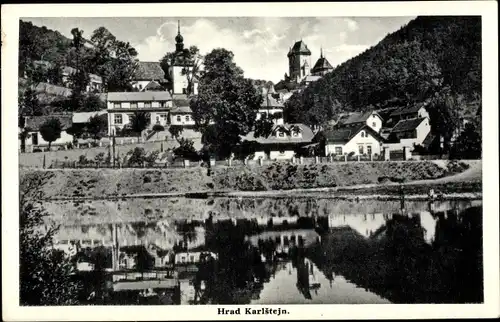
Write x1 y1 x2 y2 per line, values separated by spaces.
241 123 314 145
288 40 312 56
25 114 73 131
133 62 167 81
323 123 385 144
107 91 172 102
72 110 107 123
311 56 333 73
337 111 379 126
261 94 284 108
390 103 427 116
391 117 427 133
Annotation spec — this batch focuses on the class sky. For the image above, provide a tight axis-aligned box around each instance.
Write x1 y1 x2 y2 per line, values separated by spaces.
23 17 415 83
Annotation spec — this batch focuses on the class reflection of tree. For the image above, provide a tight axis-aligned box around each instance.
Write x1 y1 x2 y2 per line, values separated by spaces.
200 220 270 304
309 206 483 304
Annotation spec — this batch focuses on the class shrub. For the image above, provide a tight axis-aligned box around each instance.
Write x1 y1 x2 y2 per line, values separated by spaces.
152 124 165 132
173 138 200 161
78 155 88 165
127 147 147 166
94 152 105 164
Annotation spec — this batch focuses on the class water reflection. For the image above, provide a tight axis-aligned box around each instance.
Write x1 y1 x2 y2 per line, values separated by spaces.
48 199 482 305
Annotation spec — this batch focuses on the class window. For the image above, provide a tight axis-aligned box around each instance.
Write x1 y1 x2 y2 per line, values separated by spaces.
144 102 151 108
190 255 194 262
279 150 285 154
372 122 376 127
278 131 285 138
176 115 181 122
185 115 190 122
358 145 364 155
335 147 342 155
156 116 160 124
292 132 299 137
32 133 38 145
182 88 187 94
138 84 143 90
160 113 167 119
113 102 121 109
131 102 138 109
367 146 372 155
360 131 365 138
114 114 123 125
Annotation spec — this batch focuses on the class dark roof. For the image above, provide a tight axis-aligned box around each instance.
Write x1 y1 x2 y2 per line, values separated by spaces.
107 91 172 102
25 114 73 131
391 117 427 133
274 79 299 91
421 133 436 148
311 57 333 73
143 80 164 91
374 107 398 121
390 103 427 116
323 124 385 144
241 123 314 145
172 94 190 107
337 111 380 126
133 62 166 81
288 41 311 56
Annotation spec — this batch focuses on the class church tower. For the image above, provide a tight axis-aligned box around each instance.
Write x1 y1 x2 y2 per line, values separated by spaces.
287 40 312 82
170 20 198 95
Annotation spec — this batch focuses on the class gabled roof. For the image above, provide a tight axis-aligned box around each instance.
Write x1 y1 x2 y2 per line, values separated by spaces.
72 110 107 124
338 111 380 126
375 107 399 121
171 105 192 113
311 56 333 73
390 103 427 116
302 75 322 83
143 80 164 91
288 41 312 56
133 61 166 81
323 124 385 144
172 93 191 107
25 114 73 131
391 117 427 133
107 91 172 102
241 123 314 145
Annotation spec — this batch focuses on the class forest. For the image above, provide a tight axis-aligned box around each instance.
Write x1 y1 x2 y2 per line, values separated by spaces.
285 16 482 147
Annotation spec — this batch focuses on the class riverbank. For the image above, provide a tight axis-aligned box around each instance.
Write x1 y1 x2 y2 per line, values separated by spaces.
20 160 481 201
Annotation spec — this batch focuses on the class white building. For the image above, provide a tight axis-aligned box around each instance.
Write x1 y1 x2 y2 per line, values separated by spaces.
335 111 384 133
131 61 168 92
61 66 103 93
23 114 74 151
382 117 432 151
106 91 173 136
323 124 386 157
241 123 315 160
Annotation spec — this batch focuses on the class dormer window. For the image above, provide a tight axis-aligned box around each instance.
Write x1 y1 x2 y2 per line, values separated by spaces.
278 131 285 138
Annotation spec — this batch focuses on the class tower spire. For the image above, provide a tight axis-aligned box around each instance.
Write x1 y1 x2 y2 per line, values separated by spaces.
320 46 323 58
175 19 184 52
177 20 180 35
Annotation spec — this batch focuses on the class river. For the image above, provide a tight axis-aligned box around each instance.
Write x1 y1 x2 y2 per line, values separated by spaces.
39 197 483 305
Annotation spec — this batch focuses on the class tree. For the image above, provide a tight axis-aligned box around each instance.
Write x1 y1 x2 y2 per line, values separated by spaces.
190 48 262 158
173 138 199 161
20 176 81 305
129 112 150 142
152 124 165 139
449 123 482 159
90 27 138 92
160 45 203 95
39 118 62 150
20 87 43 116
86 115 107 143
168 124 184 143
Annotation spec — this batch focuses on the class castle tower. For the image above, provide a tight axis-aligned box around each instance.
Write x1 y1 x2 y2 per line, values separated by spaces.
311 47 334 76
287 40 312 82
175 20 184 53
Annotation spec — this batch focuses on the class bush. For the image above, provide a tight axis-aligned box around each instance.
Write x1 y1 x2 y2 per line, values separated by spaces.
173 138 200 161
127 147 147 166
78 155 88 165
152 124 165 132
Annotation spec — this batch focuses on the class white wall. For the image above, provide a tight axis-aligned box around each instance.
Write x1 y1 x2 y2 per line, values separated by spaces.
131 80 151 91
28 130 73 147
382 117 431 151
270 150 295 160
325 129 382 156
171 65 198 95
365 114 383 133
170 113 196 126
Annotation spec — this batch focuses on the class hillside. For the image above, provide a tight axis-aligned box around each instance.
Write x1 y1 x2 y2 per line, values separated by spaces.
285 16 482 131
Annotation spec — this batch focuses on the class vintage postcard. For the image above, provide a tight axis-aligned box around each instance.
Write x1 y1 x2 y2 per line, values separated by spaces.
2 1 499 321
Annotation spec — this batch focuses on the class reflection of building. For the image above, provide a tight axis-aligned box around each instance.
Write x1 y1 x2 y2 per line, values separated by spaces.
328 213 390 238
247 229 320 255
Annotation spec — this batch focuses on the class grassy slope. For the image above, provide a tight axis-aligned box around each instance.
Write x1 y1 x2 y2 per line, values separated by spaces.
20 161 476 200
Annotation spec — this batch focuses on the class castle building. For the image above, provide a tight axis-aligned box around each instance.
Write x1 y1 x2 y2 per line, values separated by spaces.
311 48 334 76
287 40 312 83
